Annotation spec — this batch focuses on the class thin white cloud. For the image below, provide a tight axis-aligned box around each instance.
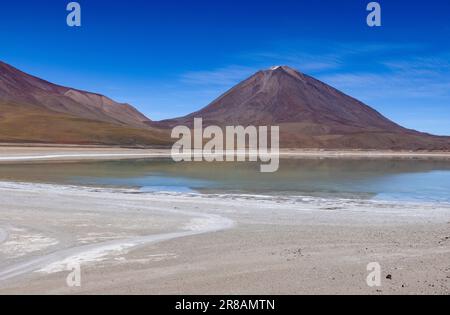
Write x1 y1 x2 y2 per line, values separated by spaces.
382 54 450 73
180 65 257 87
319 51 450 101
248 51 342 72
177 41 430 89
319 71 450 100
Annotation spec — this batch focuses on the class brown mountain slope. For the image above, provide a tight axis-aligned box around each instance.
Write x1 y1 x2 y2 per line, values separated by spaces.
155 66 450 150
0 101 170 146
0 61 150 128
0 61 170 146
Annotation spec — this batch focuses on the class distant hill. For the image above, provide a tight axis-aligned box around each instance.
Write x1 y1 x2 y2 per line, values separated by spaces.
154 66 450 150
0 61 169 146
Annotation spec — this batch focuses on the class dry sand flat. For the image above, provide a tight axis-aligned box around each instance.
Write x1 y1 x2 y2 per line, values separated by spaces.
0 146 172 162
0 182 449 294
1 146 450 163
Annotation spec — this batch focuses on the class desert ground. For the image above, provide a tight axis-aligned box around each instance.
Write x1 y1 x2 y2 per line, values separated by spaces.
0 146 449 295
1 145 450 163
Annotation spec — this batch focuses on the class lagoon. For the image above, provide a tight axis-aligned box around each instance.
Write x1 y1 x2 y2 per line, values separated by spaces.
1 158 450 203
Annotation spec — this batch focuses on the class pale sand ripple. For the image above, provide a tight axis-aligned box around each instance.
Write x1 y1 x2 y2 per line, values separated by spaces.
0 189 233 280
0 231 59 259
0 228 9 245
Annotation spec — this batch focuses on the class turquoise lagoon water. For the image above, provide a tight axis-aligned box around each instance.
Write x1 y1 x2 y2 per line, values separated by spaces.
1 158 450 203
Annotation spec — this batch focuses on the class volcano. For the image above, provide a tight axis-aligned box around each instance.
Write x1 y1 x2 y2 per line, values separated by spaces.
155 66 450 150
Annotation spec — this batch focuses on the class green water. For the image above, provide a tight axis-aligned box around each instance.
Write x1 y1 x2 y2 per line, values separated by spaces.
1 158 450 202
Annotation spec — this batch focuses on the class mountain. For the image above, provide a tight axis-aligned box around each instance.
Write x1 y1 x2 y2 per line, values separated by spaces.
0 61 150 127
2 62 448 149
155 66 450 150
0 61 169 145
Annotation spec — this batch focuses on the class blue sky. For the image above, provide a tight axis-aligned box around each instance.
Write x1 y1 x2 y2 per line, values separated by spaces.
1 0 450 135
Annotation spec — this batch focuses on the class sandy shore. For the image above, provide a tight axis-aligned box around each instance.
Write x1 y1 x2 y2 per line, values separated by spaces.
0 146 172 162
1 146 450 163
0 181 448 295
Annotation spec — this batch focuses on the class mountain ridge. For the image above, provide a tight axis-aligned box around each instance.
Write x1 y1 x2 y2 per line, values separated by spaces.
0 61 170 146
0 61 151 128
1 61 449 149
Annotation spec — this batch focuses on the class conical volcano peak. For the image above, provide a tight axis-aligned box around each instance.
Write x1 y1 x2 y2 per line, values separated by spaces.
269 65 294 70
268 65 296 73
265 65 304 80
158 64 412 136
270 65 284 70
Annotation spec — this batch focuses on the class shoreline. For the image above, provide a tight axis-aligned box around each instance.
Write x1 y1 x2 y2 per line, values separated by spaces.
1 146 450 163
1 180 450 207
0 181 449 294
